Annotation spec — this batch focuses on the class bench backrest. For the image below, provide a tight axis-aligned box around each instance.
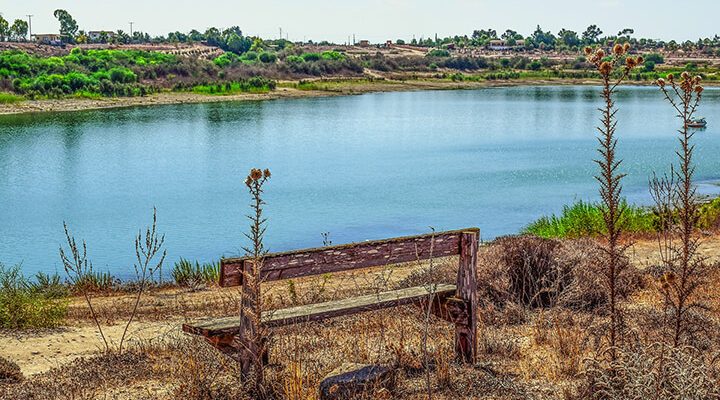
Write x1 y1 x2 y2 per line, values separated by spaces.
219 227 480 287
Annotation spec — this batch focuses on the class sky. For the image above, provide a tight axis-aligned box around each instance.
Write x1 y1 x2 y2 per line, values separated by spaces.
2 0 719 43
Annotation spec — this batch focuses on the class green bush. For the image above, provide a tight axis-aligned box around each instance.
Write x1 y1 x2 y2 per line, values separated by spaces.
213 53 239 67
0 264 68 329
30 272 69 299
321 51 344 61
1 49 173 98
0 92 23 104
525 200 657 238
241 51 258 61
644 53 664 64
301 52 321 62
698 197 720 229
192 77 276 95
427 49 450 58
258 52 277 63
285 55 304 64
644 60 656 72
71 270 117 293
172 259 219 288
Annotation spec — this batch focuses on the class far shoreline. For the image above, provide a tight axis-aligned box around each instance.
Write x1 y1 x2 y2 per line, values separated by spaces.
0 77 697 116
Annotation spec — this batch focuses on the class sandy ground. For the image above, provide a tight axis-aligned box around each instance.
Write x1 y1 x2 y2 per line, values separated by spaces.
1 320 180 376
2 235 719 378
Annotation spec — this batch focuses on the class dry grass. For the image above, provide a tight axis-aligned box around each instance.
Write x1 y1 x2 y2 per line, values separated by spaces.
2 239 719 399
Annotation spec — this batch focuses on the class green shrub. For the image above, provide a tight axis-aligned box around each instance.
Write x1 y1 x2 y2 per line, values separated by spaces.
0 92 23 104
71 270 117 293
644 53 664 64
427 49 450 58
301 52 321 62
192 77 276 95
0 264 68 329
285 55 304 64
258 52 277 63
172 259 219 288
525 200 657 238
241 51 258 61
644 60 656 72
321 51 344 61
213 53 239 67
30 272 69 299
450 72 465 81
108 67 137 84
698 197 720 229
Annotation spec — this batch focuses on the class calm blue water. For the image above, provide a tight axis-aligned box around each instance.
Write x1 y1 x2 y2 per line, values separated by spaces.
1 86 719 279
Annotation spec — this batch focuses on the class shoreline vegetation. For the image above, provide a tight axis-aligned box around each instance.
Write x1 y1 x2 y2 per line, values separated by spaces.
3 76 720 115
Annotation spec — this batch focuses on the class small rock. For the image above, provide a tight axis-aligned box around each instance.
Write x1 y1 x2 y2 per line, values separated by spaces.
319 363 394 400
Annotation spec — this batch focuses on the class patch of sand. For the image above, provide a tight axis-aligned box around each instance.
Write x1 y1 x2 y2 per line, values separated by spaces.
1 320 180 376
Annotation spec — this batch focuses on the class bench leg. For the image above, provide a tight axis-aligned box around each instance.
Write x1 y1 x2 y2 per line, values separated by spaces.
204 334 268 379
455 231 478 363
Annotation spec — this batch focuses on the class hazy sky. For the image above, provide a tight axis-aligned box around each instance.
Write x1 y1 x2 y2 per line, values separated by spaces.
2 0 718 43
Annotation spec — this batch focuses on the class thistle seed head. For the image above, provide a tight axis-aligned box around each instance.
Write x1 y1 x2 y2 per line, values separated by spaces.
599 61 612 75
250 168 263 181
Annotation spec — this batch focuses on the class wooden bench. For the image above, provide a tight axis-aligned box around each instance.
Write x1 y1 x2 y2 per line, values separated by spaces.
183 228 479 374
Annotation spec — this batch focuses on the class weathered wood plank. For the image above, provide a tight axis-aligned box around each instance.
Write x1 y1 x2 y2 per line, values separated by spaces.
454 231 479 363
183 283 457 337
220 228 479 287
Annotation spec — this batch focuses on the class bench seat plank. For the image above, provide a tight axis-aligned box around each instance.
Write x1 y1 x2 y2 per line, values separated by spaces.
183 283 457 337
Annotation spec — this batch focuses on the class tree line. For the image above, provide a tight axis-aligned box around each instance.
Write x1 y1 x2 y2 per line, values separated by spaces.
4 9 720 56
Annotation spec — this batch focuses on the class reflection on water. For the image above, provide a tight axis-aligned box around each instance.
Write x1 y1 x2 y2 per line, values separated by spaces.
1 85 719 278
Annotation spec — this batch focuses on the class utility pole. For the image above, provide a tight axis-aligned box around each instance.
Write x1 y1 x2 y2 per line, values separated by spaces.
129 21 134 37
27 14 34 41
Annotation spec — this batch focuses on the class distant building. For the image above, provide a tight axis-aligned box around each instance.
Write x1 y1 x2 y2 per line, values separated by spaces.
88 31 117 42
487 39 525 51
32 34 62 45
358 40 370 47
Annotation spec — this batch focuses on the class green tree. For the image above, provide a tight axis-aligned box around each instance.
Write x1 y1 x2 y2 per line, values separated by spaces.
0 16 9 42
226 33 251 54
616 28 634 43
558 29 580 48
188 29 204 42
53 9 79 43
530 25 556 50
643 60 655 72
582 25 603 44
10 19 29 41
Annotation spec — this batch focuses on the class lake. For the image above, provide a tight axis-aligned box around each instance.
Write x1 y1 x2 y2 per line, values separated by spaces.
1 85 719 279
